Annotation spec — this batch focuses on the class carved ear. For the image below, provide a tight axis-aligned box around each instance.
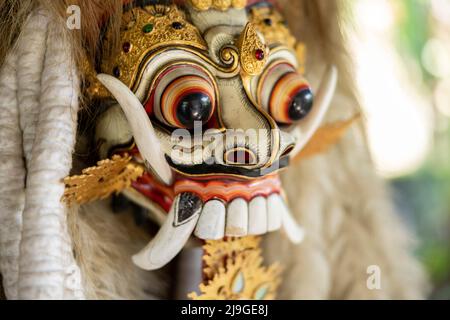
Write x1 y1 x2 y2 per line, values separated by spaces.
0 9 84 299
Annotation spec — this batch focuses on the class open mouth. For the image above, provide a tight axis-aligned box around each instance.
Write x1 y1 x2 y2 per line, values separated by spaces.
133 171 287 236
129 160 305 270
180 174 288 239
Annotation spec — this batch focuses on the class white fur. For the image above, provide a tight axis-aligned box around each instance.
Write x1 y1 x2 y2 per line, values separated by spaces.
263 92 429 299
69 202 169 299
0 49 24 300
17 11 84 299
0 9 50 300
17 9 49 164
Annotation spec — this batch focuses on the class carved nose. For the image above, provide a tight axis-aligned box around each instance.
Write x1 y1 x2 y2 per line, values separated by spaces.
224 148 257 166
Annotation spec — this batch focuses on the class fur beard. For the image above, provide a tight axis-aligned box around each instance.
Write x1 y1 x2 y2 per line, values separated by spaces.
0 0 430 299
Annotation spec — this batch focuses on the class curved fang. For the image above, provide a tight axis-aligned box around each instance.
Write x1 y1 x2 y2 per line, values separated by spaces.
132 193 202 271
291 65 338 156
97 74 173 185
280 201 305 244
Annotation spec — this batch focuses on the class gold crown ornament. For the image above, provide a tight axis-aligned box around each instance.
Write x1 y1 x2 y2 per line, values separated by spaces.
189 237 282 300
249 6 297 49
249 5 307 73
189 0 247 11
101 4 208 89
238 22 269 76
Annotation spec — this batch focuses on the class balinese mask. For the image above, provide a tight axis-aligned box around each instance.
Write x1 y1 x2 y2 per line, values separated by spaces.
0 0 428 301
74 0 337 273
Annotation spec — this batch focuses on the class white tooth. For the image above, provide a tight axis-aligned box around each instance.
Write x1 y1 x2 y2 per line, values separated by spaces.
97 74 173 185
266 194 283 232
132 194 201 270
195 200 226 240
279 198 305 244
225 198 249 237
248 196 268 235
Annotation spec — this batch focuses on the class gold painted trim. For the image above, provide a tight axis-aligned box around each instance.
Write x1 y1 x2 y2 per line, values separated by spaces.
130 46 240 93
238 23 269 76
169 165 287 181
189 0 247 12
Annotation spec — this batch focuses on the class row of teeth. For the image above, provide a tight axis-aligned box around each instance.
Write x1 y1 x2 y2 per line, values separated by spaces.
132 192 305 271
195 194 298 241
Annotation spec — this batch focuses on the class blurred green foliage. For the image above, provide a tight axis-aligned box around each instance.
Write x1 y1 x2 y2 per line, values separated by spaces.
390 0 450 299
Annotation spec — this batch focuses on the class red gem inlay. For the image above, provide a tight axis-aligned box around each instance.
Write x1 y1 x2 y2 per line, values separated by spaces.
255 49 265 61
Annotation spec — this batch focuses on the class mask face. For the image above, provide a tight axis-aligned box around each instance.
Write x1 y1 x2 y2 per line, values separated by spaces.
94 0 336 270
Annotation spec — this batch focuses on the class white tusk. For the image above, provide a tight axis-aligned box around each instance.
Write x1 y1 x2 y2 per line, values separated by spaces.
132 193 202 271
291 65 338 156
97 74 173 185
277 195 305 244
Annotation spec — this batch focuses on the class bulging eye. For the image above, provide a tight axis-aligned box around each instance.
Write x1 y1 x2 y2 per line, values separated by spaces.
270 73 313 124
161 75 215 129
149 65 216 129
258 62 314 124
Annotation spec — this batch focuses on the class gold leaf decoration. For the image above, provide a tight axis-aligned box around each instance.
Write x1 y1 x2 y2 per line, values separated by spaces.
238 23 268 76
189 237 282 300
62 154 144 206
295 42 307 74
80 56 110 100
202 236 260 279
249 6 307 74
190 0 247 11
249 6 297 49
102 5 207 89
293 114 361 162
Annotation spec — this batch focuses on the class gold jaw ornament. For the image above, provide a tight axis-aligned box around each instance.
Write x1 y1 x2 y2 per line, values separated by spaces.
67 0 359 301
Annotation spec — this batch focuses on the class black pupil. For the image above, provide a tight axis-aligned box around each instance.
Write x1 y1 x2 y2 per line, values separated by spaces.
288 89 314 121
176 92 212 128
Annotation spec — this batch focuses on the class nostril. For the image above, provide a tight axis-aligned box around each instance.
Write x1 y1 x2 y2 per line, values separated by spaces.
281 145 295 158
224 148 256 165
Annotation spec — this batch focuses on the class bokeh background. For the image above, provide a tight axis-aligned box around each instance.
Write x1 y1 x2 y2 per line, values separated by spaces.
347 0 450 299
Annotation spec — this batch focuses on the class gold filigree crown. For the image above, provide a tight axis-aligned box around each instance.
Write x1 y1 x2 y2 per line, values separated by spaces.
190 0 247 11
101 4 207 89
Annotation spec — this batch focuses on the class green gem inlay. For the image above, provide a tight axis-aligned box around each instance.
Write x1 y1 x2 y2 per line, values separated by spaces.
143 24 154 33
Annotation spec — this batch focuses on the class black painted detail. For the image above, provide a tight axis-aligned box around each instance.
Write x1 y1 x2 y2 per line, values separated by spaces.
113 66 121 78
177 93 212 129
172 21 183 30
167 156 290 178
263 18 273 26
174 193 203 227
288 89 314 121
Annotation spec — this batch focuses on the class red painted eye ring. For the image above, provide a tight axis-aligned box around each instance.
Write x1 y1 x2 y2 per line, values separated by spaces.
161 75 216 128
144 65 217 129
269 72 313 124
